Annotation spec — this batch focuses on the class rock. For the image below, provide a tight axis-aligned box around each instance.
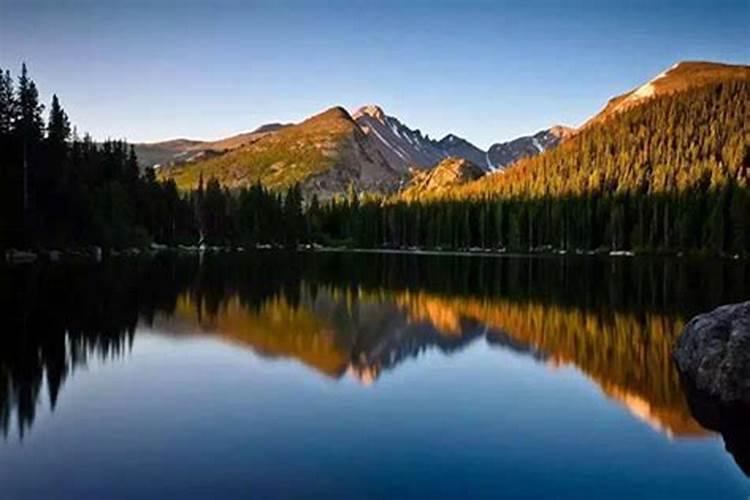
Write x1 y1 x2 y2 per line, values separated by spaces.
681 384 750 476
673 301 750 403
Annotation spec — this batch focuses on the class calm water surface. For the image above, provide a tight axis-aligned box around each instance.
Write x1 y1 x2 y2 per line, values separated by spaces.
1 252 749 499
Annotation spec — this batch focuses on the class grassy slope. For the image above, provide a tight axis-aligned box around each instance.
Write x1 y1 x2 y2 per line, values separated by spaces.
159 107 360 191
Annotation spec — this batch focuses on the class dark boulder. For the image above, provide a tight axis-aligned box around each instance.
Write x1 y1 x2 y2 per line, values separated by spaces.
673 301 750 403
681 382 750 476
674 302 750 477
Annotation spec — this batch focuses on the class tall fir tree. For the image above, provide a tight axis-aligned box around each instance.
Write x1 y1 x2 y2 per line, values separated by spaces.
46 94 70 145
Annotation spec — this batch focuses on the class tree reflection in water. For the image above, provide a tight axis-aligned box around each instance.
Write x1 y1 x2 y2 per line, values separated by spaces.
2 253 749 464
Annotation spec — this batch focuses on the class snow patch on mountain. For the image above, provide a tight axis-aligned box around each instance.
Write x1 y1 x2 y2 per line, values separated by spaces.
353 104 570 175
485 152 496 172
368 124 408 161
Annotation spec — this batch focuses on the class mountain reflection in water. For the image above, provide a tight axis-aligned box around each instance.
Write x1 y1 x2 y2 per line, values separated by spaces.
2 252 750 454
157 287 700 437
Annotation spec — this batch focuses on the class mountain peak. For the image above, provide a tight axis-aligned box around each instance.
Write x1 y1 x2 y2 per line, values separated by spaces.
354 105 386 122
305 106 355 125
584 60 750 127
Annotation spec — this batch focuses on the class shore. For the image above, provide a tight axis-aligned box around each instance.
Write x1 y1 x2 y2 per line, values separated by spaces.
5 243 748 265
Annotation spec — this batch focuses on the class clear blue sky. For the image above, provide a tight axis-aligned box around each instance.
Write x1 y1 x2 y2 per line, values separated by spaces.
1 0 747 148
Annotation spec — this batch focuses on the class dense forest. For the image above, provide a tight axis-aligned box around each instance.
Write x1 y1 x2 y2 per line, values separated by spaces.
1 65 748 255
324 80 750 254
0 65 308 251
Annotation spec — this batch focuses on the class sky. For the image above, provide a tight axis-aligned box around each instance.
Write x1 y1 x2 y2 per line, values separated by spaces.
1 0 748 148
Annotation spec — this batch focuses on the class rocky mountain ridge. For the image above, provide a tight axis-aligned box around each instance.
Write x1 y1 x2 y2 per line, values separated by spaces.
154 104 569 197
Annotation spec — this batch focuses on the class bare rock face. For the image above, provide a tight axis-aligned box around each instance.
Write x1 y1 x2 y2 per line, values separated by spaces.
486 127 572 170
673 302 750 403
400 157 485 200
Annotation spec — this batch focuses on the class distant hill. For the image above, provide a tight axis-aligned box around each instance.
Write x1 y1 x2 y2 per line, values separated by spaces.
133 123 291 168
400 157 485 201
487 125 574 169
437 134 488 169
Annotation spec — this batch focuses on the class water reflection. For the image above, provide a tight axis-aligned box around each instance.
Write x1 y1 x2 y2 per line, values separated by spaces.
2 253 749 469
155 286 699 436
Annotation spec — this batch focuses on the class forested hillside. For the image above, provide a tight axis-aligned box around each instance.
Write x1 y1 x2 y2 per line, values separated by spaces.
321 78 750 254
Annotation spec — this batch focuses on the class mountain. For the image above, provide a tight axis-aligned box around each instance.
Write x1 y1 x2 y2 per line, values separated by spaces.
461 60 750 202
401 157 486 200
351 105 491 173
353 104 564 172
159 104 495 198
487 126 574 170
152 62 748 199
132 139 204 169
437 134 488 169
410 61 750 254
159 106 400 198
156 102 571 197
482 61 750 170
134 123 291 168
584 61 750 127
352 105 447 172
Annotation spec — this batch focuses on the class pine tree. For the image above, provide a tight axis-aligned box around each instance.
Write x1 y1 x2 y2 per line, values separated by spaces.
46 94 70 145
12 64 45 245
0 69 14 135
14 63 45 142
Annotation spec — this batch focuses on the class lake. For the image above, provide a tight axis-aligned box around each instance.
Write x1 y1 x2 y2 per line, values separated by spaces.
1 252 749 499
